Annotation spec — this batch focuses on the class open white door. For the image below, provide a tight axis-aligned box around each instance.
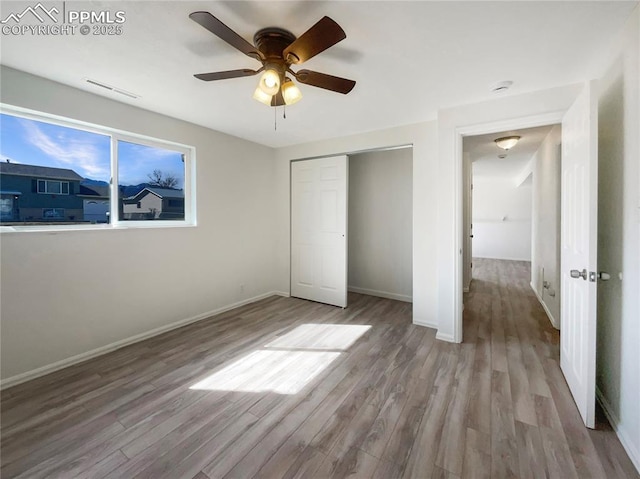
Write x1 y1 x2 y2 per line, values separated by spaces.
291 155 348 308
560 81 598 428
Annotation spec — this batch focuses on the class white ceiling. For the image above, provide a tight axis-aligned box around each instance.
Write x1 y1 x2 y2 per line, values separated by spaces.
0 1 637 148
465 125 556 181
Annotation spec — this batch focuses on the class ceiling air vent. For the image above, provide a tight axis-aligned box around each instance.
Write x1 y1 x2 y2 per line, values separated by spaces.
85 78 140 99
490 80 513 93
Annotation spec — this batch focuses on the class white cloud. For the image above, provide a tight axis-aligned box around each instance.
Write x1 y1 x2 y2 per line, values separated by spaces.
19 119 110 179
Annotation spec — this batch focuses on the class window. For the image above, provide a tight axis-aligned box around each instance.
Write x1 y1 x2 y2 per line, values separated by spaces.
37 180 69 195
0 107 194 229
118 140 186 221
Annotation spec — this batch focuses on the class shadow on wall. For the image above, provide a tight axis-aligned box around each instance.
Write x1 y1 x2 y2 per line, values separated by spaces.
596 68 624 413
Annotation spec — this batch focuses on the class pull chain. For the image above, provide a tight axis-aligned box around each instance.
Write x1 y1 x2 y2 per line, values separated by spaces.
273 105 287 131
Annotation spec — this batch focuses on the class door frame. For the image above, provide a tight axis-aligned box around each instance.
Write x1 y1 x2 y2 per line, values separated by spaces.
289 143 413 305
453 112 565 342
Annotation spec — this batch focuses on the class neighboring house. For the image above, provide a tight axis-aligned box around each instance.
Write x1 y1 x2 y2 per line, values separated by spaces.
78 184 110 224
0 161 84 223
122 187 184 220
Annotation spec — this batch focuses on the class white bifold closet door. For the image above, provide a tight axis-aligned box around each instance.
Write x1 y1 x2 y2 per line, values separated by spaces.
291 155 348 308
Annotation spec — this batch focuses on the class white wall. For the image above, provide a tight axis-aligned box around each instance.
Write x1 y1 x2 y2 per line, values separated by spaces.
274 122 439 329
595 5 640 471
531 125 562 328
471 179 532 261
348 149 412 302
0 67 279 383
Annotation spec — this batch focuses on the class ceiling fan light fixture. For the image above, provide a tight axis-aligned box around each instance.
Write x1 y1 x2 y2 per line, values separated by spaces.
189 12 356 109
282 78 302 105
253 87 273 106
258 69 280 95
494 136 521 150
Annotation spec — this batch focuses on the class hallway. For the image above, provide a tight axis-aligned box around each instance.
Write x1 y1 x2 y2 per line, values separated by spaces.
465 258 637 478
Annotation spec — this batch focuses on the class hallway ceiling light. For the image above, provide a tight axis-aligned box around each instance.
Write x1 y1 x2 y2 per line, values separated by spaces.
495 136 521 150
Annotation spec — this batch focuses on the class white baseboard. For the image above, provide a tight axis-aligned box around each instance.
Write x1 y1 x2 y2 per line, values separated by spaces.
596 386 640 474
530 282 559 329
435 331 456 343
475 255 532 262
273 291 290 298
0 291 285 390
413 318 438 330
348 286 412 303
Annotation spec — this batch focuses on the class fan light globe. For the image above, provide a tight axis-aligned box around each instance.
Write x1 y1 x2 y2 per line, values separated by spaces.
259 69 280 95
494 136 521 150
282 79 302 105
253 87 272 106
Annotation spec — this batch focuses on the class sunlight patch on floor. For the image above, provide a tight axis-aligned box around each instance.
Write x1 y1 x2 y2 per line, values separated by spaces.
264 323 371 351
189 323 371 394
189 350 340 394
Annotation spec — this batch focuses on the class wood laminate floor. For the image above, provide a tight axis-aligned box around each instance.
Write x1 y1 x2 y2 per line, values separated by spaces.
1 258 638 478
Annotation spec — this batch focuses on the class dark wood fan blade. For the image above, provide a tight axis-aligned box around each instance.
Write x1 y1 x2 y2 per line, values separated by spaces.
294 69 355 94
194 69 259 81
283 16 346 64
189 11 262 61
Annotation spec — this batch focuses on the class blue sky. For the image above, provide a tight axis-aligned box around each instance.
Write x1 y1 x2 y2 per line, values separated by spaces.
0 113 184 187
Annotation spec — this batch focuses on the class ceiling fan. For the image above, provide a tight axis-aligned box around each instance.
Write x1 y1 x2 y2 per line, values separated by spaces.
189 11 356 107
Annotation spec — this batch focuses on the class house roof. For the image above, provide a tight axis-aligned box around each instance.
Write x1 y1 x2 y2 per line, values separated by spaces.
125 187 184 201
0 162 83 181
79 184 110 198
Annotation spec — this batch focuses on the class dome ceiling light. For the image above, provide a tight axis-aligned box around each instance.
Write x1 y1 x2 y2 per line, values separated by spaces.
494 136 521 150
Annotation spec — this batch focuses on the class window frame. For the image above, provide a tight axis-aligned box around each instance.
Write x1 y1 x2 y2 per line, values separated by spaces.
37 179 70 195
0 104 196 232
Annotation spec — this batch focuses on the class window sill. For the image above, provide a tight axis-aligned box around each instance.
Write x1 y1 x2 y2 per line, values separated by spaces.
0 222 197 234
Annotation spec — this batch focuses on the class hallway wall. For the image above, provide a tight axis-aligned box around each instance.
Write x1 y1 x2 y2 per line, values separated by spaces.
595 5 640 471
471 178 532 261
531 125 562 328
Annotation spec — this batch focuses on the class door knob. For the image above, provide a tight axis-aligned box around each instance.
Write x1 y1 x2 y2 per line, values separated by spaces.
570 269 587 280
598 272 611 281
